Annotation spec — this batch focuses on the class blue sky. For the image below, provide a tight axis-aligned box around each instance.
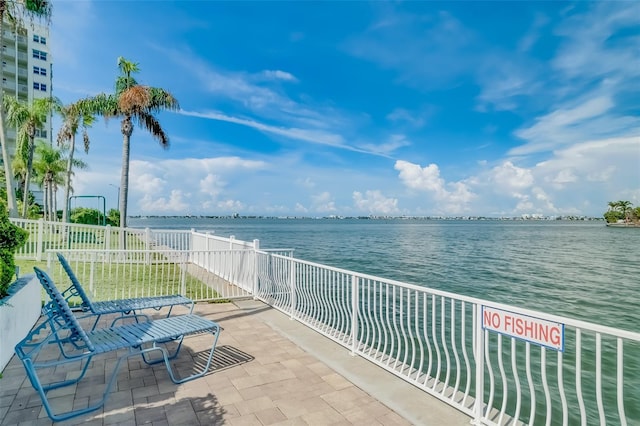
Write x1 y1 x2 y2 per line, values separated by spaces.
49 1 639 217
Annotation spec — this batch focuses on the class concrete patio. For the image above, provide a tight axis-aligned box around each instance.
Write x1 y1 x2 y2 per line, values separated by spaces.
0 300 471 426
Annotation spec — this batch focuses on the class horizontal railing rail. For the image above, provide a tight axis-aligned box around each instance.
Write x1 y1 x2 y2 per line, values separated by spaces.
253 251 640 425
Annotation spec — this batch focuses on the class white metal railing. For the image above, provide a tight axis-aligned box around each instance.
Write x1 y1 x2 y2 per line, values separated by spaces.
191 230 258 251
11 219 270 261
253 251 640 425
47 249 256 302
15 219 640 424
11 219 197 261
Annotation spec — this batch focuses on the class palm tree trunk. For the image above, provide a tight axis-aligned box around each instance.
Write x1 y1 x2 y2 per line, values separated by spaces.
21 136 35 217
61 134 76 223
53 183 58 221
48 178 54 221
43 179 50 220
120 116 133 248
0 9 18 217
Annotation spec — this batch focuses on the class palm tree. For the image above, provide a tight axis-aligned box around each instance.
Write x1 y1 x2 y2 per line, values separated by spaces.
87 57 179 229
57 100 94 223
0 0 52 217
11 142 27 194
32 141 60 220
3 95 59 217
33 142 86 221
616 200 633 222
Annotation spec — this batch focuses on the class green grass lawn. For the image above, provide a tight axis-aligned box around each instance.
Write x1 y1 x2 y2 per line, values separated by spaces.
15 258 227 305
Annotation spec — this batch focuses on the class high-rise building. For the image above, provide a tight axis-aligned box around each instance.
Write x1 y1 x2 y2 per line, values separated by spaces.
1 19 52 202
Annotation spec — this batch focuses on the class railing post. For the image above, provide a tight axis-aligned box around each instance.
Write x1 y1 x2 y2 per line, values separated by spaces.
105 225 111 250
350 274 359 356
89 252 96 296
36 218 44 261
289 256 296 319
145 228 151 265
473 304 485 425
252 239 260 298
180 252 187 297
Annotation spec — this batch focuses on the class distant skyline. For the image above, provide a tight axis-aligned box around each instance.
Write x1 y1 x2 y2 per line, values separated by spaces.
50 1 639 217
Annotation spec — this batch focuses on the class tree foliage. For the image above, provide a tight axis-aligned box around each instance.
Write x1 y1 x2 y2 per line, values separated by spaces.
69 207 105 225
0 199 28 298
604 200 636 223
3 95 60 218
57 99 95 223
85 57 179 230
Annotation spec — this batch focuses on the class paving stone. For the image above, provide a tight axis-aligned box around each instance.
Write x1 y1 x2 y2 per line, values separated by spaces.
3 301 470 425
255 407 288 425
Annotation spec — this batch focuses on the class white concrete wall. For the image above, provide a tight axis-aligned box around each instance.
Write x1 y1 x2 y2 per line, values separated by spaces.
0 275 41 372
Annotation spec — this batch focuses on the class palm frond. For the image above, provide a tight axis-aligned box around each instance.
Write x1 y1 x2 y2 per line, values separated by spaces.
118 85 151 114
137 112 170 148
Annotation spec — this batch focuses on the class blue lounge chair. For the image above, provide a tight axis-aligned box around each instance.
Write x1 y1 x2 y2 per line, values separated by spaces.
56 252 194 329
15 267 220 422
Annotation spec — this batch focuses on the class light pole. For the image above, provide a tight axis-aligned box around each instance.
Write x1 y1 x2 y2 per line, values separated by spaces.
109 184 120 210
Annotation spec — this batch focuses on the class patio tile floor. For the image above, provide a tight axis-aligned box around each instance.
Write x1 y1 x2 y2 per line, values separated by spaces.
0 301 470 426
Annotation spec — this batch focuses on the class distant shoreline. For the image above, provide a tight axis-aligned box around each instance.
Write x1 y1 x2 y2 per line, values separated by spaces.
129 215 605 222
605 222 640 228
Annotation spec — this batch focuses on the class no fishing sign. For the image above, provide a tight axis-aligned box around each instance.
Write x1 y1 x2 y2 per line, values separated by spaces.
482 306 565 351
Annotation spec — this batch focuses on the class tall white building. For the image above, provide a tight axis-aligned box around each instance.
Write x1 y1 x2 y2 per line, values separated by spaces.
1 19 52 202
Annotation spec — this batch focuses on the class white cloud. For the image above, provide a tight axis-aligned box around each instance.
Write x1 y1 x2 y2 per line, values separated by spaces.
488 161 534 193
474 48 542 112
549 169 577 187
517 13 549 52
215 199 245 211
552 2 640 82
199 174 226 198
261 70 298 82
311 192 337 212
394 160 475 213
135 173 166 194
125 157 267 214
352 190 399 215
358 134 411 156
512 95 625 154
386 107 432 128
139 190 190 213
296 178 316 189
180 109 392 157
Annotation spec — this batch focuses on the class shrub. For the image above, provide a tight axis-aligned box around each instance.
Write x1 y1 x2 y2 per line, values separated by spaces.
0 200 29 298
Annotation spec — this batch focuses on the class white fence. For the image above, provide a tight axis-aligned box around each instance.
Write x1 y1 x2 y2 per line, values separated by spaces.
47 249 257 302
11 219 197 260
12 219 271 261
13 219 640 425
254 251 640 426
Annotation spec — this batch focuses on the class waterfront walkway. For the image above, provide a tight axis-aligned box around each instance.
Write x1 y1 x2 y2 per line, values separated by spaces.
0 300 471 426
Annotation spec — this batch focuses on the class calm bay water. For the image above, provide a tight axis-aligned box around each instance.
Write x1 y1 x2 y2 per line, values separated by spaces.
130 217 639 332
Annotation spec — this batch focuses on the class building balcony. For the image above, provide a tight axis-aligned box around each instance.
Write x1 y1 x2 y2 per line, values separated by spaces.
1 29 28 45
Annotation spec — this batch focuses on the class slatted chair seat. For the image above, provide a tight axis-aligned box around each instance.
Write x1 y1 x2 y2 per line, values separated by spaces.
90 294 193 315
15 267 220 422
87 315 216 352
56 252 194 329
